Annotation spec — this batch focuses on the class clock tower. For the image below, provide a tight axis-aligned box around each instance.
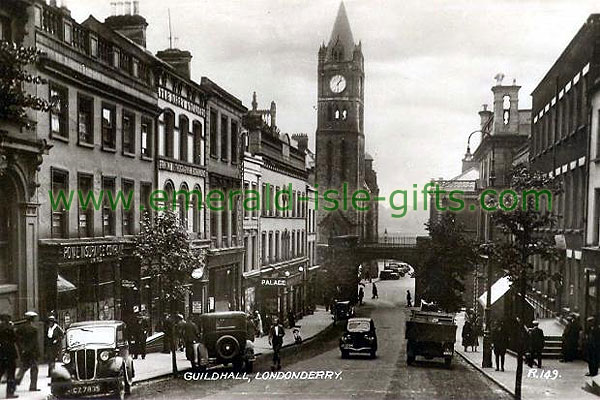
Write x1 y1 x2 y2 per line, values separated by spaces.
316 2 365 240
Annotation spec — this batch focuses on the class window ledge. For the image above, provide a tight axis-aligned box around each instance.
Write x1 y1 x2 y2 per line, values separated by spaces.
102 146 117 153
0 284 18 295
141 155 153 162
77 141 95 149
51 134 69 143
122 151 135 158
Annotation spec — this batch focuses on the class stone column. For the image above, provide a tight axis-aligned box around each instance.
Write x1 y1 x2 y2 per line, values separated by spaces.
20 202 39 313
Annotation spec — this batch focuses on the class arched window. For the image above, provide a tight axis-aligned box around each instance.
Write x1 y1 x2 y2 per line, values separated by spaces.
179 115 189 162
178 183 189 229
342 109 348 120
334 109 340 120
164 110 175 157
164 180 175 210
192 185 203 235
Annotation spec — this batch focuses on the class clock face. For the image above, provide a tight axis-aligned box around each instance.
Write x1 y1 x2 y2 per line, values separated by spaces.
329 75 347 94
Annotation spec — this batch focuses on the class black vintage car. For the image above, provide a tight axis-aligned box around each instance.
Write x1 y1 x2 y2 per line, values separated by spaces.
339 317 377 358
332 300 355 324
50 321 134 399
190 311 255 372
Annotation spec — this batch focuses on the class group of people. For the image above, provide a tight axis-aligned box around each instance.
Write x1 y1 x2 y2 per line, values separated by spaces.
461 309 481 352
0 311 64 398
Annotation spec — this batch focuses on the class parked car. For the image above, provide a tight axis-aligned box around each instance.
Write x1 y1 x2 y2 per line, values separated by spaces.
380 270 400 280
339 317 377 358
332 300 355 324
190 311 255 372
50 320 134 399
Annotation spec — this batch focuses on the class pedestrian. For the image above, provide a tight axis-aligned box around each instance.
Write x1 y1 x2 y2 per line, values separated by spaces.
471 314 480 352
372 282 378 299
585 317 600 377
182 317 199 368
0 314 18 398
528 321 545 368
254 311 264 337
246 315 256 342
131 313 148 360
406 290 412 307
561 316 578 362
269 317 285 371
358 287 364 306
462 317 473 352
45 315 63 377
159 313 173 354
287 309 296 329
492 320 508 371
15 311 40 392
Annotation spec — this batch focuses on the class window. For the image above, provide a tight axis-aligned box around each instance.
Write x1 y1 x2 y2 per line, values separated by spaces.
268 232 273 263
122 111 135 154
178 184 189 230
113 47 120 68
210 110 218 157
179 116 189 162
101 104 116 150
0 15 12 41
221 115 229 160
140 182 152 224
78 174 94 238
275 232 280 261
261 183 267 217
132 59 139 78
231 120 238 163
51 169 69 238
90 36 98 57
192 186 202 235
102 177 116 236
193 122 203 165
502 95 511 125
122 179 134 235
50 83 68 139
164 111 174 157
262 232 267 265
77 95 93 144
64 22 72 44
141 117 153 158
243 181 249 219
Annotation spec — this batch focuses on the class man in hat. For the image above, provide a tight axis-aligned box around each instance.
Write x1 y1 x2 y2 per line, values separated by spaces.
45 315 63 377
268 317 285 371
528 321 545 368
0 314 18 398
15 311 40 392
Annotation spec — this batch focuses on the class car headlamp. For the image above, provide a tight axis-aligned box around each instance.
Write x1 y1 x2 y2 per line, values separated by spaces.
99 351 110 362
62 353 71 364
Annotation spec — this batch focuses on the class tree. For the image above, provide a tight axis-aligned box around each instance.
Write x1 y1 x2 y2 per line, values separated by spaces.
418 212 477 312
484 165 561 399
0 41 54 128
134 210 204 375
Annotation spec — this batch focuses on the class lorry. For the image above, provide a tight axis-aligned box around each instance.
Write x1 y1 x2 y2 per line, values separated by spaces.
405 309 457 367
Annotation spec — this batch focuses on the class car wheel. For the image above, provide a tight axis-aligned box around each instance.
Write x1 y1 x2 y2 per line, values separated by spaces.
117 368 127 400
444 357 452 368
370 350 377 359
216 335 240 361
125 363 133 395
341 350 349 359
246 360 254 373
232 357 243 372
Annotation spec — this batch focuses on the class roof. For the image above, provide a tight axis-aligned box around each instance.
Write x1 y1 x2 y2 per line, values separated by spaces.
348 317 373 323
326 2 356 62
68 320 124 328
365 152 374 161
449 166 479 181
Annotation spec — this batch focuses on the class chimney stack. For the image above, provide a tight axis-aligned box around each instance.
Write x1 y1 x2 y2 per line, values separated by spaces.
291 134 309 153
156 48 193 79
105 0 148 47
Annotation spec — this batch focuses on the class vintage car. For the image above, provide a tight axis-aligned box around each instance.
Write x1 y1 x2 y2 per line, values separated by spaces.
190 311 255 372
379 269 400 280
50 321 134 399
405 309 457 367
339 317 377 358
332 300 355 324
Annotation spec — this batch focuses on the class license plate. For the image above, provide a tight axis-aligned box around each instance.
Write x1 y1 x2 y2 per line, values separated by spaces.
67 385 102 395
443 351 453 356
342 344 352 349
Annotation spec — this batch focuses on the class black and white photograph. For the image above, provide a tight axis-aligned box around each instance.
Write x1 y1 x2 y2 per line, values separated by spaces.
1 0 600 399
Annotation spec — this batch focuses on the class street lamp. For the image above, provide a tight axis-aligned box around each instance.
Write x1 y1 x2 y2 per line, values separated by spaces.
480 251 493 369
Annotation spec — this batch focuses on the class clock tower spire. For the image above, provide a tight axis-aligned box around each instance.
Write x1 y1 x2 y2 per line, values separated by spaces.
316 2 365 239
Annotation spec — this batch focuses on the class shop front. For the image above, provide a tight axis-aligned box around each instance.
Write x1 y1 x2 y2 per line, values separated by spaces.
39 239 129 328
207 249 243 312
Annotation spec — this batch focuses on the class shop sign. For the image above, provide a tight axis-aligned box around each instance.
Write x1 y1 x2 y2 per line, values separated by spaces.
192 301 203 314
62 243 124 262
261 278 286 287
158 159 206 177
158 87 206 117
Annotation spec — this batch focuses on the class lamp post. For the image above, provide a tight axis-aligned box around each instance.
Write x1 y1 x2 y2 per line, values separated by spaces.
481 252 493 368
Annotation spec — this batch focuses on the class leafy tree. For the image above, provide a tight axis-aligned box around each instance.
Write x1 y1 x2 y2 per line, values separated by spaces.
484 164 561 399
134 210 204 374
0 41 54 127
418 212 477 312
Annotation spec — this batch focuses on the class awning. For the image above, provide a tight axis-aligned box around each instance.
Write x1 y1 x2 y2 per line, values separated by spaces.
57 274 77 293
478 276 512 307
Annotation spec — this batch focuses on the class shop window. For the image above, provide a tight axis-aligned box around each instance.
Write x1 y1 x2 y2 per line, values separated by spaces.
221 115 229 161
141 117 153 158
122 110 135 154
209 109 218 157
51 169 69 238
102 177 116 236
101 104 116 150
231 120 238 163
179 115 189 162
77 94 93 145
50 83 69 139
78 174 94 238
122 179 135 235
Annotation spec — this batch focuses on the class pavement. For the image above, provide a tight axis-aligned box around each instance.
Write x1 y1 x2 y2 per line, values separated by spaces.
7 308 332 400
455 311 598 399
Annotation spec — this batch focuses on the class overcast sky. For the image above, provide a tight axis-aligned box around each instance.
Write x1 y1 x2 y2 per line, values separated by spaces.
68 0 598 234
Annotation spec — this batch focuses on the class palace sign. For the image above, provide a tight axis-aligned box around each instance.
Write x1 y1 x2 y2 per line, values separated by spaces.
261 278 286 287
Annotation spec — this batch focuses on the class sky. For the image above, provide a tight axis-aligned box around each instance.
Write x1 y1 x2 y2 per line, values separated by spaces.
65 0 599 235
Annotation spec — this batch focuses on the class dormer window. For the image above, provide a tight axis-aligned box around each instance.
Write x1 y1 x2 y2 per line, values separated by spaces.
90 35 98 57
64 22 72 44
